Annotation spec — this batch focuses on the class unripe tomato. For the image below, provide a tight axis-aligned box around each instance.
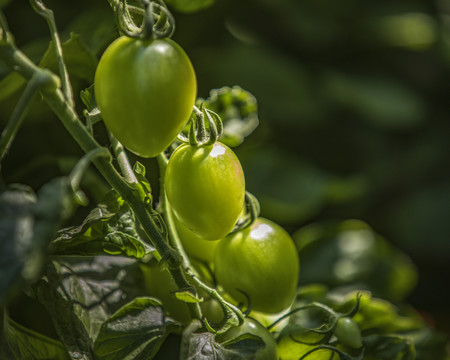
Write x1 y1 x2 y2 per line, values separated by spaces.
216 318 277 360
334 317 362 349
140 262 191 324
214 218 299 314
174 215 220 263
94 36 197 157
165 142 245 240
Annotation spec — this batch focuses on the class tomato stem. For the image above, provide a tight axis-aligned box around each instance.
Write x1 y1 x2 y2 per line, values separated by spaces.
30 0 74 108
0 35 197 321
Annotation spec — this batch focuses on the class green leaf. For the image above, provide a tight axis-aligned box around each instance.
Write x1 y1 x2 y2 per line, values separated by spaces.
200 86 259 147
32 273 93 359
31 256 147 357
363 335 416 360
32 177 76 245
132 161 153 201
0 72 26 101
80 84 98 113
410 327 449 360
94 297 181 360
288 286 427 350
180 320 265 360
3 313 70 360
39 32 97 83
293 219 418 301
165 0 215 13
0 185 36 302
174 290 203 304
50 191 155 258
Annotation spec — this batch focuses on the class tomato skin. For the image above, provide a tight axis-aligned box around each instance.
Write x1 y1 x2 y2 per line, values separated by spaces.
165 142 245 240
216 318 277 360
174 215 220 263
334 317 362 349
214 218 299 314
140 262 191 324
94 36 197 158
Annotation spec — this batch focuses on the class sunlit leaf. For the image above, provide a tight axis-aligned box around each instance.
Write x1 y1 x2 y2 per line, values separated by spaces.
180 320 265 360
94 297 181 360
50 191 155 258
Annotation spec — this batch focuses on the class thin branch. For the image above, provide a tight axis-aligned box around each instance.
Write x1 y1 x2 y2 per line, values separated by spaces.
30 0 75 108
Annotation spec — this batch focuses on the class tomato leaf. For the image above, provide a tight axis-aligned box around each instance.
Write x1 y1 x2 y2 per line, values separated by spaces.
0 185 36 302
94 297 182 360
293 220 418 301
180 320 265 360
39 32 97 83
50 191 156 259
3 313 70 360
174 290 203 304
363 334 415 359
29 256 148 359
200 86 259 147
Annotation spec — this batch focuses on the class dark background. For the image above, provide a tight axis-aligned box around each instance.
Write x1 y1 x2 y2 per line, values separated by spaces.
2 0 450 336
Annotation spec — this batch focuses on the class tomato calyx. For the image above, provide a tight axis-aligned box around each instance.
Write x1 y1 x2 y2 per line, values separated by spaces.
178 105 223 147
115 0 175 40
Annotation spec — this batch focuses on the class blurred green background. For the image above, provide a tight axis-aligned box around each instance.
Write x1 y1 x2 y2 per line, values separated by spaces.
2 0 450 336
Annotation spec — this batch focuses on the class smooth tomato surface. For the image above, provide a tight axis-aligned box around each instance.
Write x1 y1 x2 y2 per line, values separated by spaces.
214 218 300 314
140 262 191 324
334 317 362 349
174 215 220 263
165 142 245 240
216 318 277 360
94 36 197 157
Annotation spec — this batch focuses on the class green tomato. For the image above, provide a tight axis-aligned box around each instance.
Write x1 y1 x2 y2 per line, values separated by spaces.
174 214 220 263
165 142 245 240
216 318 277 360
94 36 197 157
140 262 191 324
214 218 299 314
334 317 362 349
277 328 333 360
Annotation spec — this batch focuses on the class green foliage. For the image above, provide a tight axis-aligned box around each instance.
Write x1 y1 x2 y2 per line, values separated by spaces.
50 191 156 258
277 285 448 360
293 219 418 301
180 320 266 360
200 86 259 147
3 313 70 360
0 0 449 359
0 185 36 301
94 297 181 360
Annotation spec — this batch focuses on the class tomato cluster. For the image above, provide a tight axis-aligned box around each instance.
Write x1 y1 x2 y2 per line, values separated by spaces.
96 32 300 359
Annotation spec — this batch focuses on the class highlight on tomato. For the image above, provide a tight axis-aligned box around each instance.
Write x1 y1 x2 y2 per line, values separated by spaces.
94 36 197 157
214 217 300 314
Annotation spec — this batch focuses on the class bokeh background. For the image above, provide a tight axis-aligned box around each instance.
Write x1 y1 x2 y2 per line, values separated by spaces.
2 0 450 337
